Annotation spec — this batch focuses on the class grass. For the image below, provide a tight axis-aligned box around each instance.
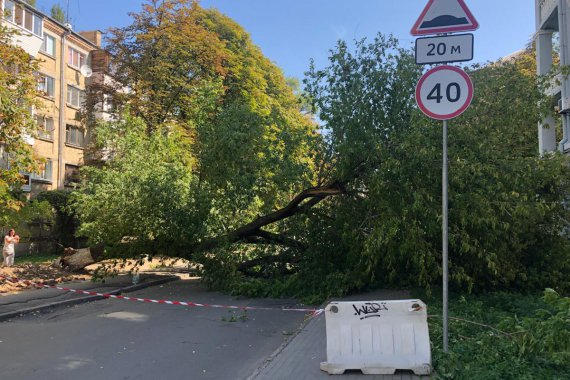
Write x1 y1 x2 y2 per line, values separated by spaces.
15 253 59 265
417 289 570 379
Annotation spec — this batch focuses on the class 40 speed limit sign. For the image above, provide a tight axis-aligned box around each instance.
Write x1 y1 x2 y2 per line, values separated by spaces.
415 65 473 120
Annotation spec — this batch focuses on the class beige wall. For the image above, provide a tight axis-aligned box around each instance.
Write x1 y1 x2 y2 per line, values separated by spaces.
29 19 98 194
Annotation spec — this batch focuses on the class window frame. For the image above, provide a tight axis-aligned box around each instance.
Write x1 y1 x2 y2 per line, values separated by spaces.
2 1 43 37
31 158 52 183
35 115 54 141
64 163 81 187
40 32 55 56
37 74 55 98
67 46 87 69
66 85 85 108
65 124 85 147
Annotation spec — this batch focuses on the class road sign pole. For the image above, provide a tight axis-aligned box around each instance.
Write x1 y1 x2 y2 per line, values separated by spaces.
442 119 449 353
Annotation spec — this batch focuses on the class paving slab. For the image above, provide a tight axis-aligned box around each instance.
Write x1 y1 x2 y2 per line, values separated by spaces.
250 289 430 380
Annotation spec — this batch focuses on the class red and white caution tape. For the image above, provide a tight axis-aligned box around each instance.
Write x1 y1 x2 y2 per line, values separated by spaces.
0 274 323 316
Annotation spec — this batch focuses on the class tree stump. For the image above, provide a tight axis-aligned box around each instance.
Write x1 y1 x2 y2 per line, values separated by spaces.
54 245 105 272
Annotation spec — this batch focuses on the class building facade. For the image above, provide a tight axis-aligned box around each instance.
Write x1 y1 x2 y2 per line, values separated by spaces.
536 0 570 155
1 0 104 195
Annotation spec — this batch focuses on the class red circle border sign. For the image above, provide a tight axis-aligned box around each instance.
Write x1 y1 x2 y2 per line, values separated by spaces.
415 65 474 120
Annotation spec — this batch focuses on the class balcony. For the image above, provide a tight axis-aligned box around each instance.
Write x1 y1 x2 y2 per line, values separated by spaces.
1 0 44 56
538 0 559 30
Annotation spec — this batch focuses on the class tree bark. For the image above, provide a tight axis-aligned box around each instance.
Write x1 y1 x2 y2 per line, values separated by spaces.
54 245 104 272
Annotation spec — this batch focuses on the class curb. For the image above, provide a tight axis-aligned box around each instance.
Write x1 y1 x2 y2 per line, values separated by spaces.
0 275 179 322
247 300 326 380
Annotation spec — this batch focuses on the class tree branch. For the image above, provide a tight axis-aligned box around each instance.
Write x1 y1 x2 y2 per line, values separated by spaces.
195 180 345 252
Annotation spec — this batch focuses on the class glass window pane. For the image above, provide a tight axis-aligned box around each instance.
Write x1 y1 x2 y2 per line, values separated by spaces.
46 35 54 55
4 1 15 21
24 9 32 31
14 4 23 26
33 14 42 36
45 160 52 180
37 76 46 93
47 77 54 97
68 47 73 65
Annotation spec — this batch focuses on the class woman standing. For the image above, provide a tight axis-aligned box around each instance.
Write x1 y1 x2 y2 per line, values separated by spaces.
3 229 20 267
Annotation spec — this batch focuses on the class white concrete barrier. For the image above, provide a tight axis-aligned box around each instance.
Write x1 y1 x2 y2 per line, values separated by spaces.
320 299 431 375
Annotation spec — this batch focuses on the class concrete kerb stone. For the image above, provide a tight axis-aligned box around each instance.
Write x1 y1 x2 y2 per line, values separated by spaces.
0 274 179 322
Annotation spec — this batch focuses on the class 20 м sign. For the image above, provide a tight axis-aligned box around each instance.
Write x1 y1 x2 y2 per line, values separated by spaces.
415 34 473 65
415 65 473 120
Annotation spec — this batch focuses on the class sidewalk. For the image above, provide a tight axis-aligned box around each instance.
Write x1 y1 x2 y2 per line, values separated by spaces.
0 273 178 322
249 289 431 380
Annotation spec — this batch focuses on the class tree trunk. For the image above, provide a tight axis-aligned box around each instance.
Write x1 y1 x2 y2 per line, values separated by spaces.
55 180 345 271
54 245 104 272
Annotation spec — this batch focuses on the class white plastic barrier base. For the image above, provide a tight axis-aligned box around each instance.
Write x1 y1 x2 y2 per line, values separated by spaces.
320 299 431 376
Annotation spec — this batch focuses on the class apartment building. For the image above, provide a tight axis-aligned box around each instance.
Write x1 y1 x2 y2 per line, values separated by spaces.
1 0 105 195
536 0 570 155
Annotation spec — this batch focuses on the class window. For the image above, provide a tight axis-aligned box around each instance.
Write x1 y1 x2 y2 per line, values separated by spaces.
65 125 84 147
33 14 42 36
3 0 14 20
40 33 55 56
37 74 54 97
68 47 86 69
2 1 43 36
103 94 115 112
32 159 52 182
67 85 85 108
21 174 31 192
35 116 54 140
64 164 80 186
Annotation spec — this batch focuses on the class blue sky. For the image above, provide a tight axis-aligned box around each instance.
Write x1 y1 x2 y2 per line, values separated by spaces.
34 0 536 81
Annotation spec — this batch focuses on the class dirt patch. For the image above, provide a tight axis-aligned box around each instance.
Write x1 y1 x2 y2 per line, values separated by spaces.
0 264 90 295
1 257 193 296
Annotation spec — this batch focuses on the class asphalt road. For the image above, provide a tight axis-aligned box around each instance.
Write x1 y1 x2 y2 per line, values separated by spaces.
0 278 309 380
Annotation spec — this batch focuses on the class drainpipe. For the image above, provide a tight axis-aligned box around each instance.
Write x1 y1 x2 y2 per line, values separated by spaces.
58 28 70 189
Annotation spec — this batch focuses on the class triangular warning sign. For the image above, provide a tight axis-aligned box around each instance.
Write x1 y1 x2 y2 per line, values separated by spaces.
411 0 479 36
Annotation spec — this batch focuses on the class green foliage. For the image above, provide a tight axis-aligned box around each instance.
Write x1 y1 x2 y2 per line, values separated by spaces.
72 114 207 257
424 290 570 379
221 309 248 322
36 190 79 247
74 3 568 303
516 288 570 365
50 4 66 24
0 199 55 241
16 253 59 265
77 1 317 260
0 25 40 213
104 0 317 218
279 42 570 298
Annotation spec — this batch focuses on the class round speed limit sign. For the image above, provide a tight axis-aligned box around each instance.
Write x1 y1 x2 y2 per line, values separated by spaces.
415 65 473 120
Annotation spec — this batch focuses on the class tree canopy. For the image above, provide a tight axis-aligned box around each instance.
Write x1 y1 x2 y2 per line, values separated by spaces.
74 1 570 300
50 4 67 24
0 25 40 217
77 0 317 255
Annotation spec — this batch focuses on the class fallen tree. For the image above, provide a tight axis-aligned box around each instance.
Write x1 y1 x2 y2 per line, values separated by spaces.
59 181 345 271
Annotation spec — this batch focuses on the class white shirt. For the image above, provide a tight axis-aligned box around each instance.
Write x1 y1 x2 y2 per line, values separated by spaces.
3 236 16 255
